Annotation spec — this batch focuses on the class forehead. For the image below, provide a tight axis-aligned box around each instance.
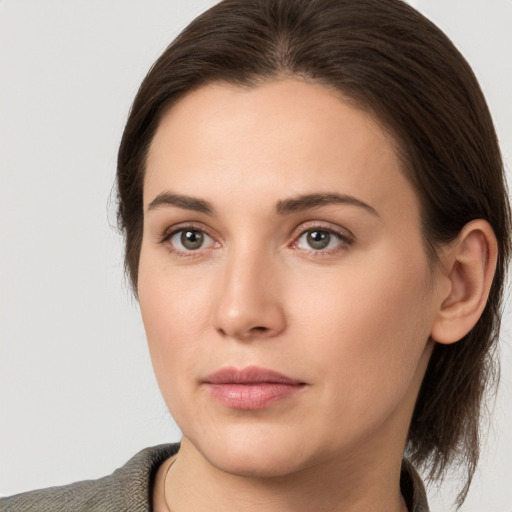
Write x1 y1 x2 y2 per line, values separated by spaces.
144 79 418 223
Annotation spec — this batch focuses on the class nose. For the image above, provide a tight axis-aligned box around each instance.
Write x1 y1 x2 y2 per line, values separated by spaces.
212 249 287 341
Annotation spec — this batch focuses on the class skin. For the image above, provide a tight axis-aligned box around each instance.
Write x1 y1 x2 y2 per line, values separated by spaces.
138 79 493 511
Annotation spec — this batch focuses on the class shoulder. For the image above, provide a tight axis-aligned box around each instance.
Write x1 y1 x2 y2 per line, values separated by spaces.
0 444 179 512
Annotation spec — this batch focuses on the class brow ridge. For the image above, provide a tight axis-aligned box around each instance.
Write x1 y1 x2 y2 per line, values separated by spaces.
275 193 378 216
147 191 378 217
147 192 214 214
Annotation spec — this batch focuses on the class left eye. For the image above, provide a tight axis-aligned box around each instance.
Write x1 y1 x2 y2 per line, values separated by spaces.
170 229 215 251
295 229 344 251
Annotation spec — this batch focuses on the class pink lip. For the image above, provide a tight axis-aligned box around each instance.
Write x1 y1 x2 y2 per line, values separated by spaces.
203 366 306 410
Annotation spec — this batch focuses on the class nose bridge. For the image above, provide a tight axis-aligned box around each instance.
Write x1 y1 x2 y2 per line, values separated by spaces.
213 241 285 339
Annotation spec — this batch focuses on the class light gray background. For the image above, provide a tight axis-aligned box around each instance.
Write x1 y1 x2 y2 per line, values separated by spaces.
1 1 511 510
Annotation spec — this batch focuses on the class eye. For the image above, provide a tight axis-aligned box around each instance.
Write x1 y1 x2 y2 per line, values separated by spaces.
294 228 349 252
169 229 215 252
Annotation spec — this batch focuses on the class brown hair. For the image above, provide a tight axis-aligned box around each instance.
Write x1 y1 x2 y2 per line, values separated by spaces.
117 0 511 505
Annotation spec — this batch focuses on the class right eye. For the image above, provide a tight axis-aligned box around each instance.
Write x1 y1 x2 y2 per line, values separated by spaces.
168 229 216 252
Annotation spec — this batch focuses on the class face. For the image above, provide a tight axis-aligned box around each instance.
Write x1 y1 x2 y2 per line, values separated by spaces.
139 79 441 477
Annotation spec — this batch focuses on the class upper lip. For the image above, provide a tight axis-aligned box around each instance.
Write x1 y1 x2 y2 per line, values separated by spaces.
203 366 304 385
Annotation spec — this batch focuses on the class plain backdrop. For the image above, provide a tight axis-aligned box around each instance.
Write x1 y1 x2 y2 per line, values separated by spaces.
1 1 511 510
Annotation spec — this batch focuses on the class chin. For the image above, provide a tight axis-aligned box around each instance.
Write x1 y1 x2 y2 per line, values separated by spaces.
207 447 308 479
188 424 319 478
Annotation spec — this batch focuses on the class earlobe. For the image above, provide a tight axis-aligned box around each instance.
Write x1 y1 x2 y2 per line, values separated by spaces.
430 219 498 345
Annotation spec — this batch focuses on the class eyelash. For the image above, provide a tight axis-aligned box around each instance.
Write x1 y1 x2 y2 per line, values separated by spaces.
158 222 354 258
291 223 354 256
159 223 218 259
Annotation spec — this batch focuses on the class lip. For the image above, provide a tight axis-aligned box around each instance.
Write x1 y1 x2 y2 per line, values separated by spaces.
202 366 306 410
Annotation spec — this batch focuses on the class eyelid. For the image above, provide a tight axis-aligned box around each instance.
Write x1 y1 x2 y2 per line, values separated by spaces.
292 220 354 240
290 221 354 253
159 222 220 255
160 221 208 241
156 220 353 256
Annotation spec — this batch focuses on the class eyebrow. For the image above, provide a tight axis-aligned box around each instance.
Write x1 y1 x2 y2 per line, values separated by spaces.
147 191 378 217
147 192 215 214
275 193 379 216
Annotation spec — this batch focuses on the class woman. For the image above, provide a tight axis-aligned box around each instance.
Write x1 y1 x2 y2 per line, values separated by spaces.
2 0 510 510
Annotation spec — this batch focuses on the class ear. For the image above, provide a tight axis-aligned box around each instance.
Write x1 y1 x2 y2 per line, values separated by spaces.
430 219 498 345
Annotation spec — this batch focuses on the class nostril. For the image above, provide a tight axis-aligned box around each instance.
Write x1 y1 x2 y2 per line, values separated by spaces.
216 325 268 339
250 326 268 333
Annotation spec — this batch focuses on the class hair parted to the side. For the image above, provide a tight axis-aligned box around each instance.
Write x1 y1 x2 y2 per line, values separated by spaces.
117 0 511 506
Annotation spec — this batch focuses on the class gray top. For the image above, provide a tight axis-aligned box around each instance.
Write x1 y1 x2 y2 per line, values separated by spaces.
0 444 179 512
0 444 429 511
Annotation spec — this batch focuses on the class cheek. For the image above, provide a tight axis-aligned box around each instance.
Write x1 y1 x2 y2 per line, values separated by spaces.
137 251 216 390
291 247 434 412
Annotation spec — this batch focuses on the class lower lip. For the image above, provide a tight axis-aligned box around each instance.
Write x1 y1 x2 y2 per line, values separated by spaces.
205 383 304 410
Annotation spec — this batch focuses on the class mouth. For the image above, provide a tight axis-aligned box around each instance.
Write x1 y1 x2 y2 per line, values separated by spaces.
202 366 306 410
